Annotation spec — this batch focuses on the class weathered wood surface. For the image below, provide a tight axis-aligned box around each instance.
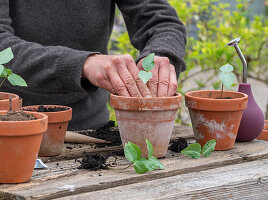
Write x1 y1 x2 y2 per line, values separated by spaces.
1 125 268 200
57 159 268 200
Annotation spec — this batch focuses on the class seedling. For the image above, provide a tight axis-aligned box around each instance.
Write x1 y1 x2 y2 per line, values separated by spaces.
181 139 216 159
0 47 27 88
124 139 164 174
138 53 155 84
218 63 235 98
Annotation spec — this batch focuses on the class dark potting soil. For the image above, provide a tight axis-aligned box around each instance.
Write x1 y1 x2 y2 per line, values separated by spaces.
169 137 188 153
25 105 69 112
0 111 36 121
78 121 122 146
76 153 108 170
216 97 232 99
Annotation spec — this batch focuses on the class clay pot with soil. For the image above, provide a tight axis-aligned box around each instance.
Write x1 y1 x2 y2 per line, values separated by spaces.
22 105 72 156
110 93 182 158
0 92 22 111
0 110 48 183
257 120 268 141
185 90 248 150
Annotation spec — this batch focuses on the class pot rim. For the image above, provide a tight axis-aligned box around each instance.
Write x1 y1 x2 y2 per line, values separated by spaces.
110 93 182 111
21 105 72 123
0 92 19 102
185 90 248 111
0 110 48 136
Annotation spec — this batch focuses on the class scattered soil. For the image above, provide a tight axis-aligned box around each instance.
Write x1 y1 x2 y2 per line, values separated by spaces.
76 153 108 170
0 111 36 121
169 137 188 153
78 121 121 146
25 105 69 112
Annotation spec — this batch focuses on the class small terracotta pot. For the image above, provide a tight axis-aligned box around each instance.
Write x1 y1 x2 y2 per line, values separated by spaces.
0 92 21 111
22 105 72 156
0 111 48 183
110 93 182 158
185 90 248 150
257 120 268 141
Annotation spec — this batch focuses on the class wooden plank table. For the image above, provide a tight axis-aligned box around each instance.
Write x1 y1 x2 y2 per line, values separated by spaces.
1 125 268 200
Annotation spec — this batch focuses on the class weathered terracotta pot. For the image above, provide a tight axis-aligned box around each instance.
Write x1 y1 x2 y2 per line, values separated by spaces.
185 90 248 150
257 120 268 141
110 93 182 158
0 92 21 110
0 111 48 183
22 105 72 156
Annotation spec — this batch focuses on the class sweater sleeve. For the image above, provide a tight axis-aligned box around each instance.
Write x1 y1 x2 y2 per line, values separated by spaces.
0 0 98 95
116 0 187 78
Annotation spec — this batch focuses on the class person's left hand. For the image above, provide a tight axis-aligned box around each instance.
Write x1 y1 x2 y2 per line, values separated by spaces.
137 56 178 97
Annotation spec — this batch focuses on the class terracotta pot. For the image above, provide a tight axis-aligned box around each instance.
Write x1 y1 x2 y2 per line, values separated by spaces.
0 111 48 183
22 105 72 156
257 120 268 141
0 92 21 111
110 93 182 158
185 90 248 150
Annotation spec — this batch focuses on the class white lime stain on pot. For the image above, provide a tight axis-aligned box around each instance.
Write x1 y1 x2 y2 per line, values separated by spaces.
190 110 236 140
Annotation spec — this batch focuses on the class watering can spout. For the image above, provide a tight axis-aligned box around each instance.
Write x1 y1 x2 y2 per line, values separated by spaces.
227 37 247 83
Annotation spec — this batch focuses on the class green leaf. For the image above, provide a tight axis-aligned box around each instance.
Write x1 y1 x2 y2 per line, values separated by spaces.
1 67 12 77
7 73 27 87
219 71 235 89
219 63 233 73
0 65 4 76
134 160 148 174
142 53 155 71
140 158 158 171
181 143 201 159
0 47 14 64
138 71 152 84
148 156 165 170
202 139 216 158
146 139 153 158
124 142 141 162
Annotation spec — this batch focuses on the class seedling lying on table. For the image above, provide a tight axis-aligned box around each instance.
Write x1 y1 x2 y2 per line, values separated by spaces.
124 139 164 174
0 47 27 88
181 139 216 159
218 63 235 99
138 53 155 84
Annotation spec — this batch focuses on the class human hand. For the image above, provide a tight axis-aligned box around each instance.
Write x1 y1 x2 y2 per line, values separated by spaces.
82 54 152 97
137 56 178 97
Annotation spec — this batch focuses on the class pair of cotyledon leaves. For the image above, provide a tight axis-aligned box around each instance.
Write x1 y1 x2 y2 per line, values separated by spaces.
138 53 155 84
0 47 27 87
124 139 164 174
181 139 217 159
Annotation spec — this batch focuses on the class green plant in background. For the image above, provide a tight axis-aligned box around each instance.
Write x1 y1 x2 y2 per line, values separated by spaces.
0 47 27 88
138 53 155 84
181 139 217 159
219 63 236 98
124 139 165 174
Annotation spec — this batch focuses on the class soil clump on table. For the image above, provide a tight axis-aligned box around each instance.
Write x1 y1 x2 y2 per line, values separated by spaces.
77 153 108 170
169 137 188 153
78 121 121 146
0 111 36 121
25 105 69 112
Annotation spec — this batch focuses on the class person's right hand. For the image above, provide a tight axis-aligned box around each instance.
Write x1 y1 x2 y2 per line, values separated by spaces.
82 54 152 98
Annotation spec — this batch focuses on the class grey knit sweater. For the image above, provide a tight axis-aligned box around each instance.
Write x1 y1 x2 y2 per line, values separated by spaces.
0 0 186 130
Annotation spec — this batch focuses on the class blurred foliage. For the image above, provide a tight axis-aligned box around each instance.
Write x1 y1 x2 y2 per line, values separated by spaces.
108 0 268 123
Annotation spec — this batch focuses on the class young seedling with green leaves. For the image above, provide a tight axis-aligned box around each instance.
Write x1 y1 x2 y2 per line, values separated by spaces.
181 139 216 159
124 139 164 174
0 47 27 88
138 53 155 84
218 63 235 99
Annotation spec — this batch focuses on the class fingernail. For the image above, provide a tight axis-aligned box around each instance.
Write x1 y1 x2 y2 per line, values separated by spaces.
145 95 152 98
